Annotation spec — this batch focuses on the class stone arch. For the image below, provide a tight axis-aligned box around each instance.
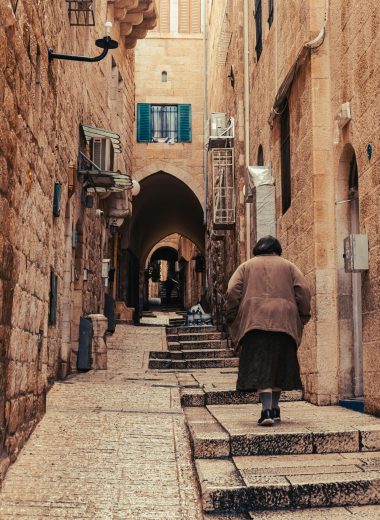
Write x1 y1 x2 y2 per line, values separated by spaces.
133 162 204 208
336 143 363 398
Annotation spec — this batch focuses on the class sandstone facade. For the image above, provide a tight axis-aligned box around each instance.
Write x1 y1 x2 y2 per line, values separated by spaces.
206 0 380 414
0 0 156 479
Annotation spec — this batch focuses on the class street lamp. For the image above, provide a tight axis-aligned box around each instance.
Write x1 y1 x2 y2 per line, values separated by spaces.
48 21 118 63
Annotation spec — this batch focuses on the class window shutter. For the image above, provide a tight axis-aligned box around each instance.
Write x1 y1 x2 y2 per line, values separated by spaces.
158 0 170 32
178 0 190 33
53 182 62 217
190 0 201 33
137 103 152 142
49 271 58 326
178 104 192 142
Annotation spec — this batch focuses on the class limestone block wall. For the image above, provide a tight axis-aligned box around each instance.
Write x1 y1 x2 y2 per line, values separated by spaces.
0 0 136 475
328 1 380 415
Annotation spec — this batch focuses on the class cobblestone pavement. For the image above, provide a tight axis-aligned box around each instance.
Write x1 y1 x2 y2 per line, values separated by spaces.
0 324 204 520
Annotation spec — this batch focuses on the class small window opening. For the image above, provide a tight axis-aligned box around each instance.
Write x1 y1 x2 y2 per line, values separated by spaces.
161 71 168 82
280 101 291 214
254 0 263 61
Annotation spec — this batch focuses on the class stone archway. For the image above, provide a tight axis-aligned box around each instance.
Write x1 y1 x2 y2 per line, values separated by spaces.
336 143 363 398
124 171 205 320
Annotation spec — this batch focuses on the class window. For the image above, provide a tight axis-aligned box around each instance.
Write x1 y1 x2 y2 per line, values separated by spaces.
161 71 168 82
268 0 274 28
254 0 262 61
280 101 291 214
48 271 58 326
137 104 192 143
257 145 264 166
179 0 201 33
155 0 170 32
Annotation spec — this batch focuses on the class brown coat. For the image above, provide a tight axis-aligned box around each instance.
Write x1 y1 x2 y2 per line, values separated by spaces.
225 255 311 346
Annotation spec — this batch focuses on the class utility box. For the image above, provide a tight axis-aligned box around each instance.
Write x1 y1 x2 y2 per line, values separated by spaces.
343 234 369 272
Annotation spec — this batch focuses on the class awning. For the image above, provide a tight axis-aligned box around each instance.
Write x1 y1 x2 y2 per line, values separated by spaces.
80 124 121 153
83 170 133 193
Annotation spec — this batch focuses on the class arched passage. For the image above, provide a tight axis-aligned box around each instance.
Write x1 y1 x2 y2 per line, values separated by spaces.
122 171 205 319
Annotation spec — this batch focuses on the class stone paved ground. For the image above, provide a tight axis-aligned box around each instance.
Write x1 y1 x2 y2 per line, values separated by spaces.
0 324 204 520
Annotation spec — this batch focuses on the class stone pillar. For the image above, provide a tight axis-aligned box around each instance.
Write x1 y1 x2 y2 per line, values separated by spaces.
87 314 108 370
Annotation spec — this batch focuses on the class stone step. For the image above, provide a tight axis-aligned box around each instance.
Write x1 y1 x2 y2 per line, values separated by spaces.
149 357 240 370
247 505 380 519
168 325 218 334
180 388 303 407
185 403 380 459
150 349 235 361
168 340 228 350
196 452 380 512
167 332 225 342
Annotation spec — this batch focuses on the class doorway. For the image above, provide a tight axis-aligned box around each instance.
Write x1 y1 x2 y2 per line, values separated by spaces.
336 146 363 398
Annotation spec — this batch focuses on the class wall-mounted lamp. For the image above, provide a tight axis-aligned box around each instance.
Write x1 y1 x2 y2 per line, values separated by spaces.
131 179 141 197
48 21 118 63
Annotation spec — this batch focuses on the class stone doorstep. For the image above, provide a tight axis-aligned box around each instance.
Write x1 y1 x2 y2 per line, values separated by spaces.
196 454 380 512
180 389 303 408
149 358 240 370
184 404 380 458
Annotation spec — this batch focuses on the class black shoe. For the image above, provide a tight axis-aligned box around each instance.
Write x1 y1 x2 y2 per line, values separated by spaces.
272 407 281 421
258 409 274 426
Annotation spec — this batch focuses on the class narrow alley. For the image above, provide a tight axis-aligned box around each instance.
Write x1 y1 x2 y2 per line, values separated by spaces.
1 0 380 517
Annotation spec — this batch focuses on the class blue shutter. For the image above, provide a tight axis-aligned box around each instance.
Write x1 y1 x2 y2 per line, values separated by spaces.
53 182 62 217
178 104 192 142
49 271 58 325
137 103 152 142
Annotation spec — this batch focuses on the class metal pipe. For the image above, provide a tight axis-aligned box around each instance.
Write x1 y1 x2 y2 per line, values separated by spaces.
243 0 251 261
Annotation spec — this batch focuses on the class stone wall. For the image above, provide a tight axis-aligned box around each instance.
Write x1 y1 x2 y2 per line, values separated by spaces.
0 0 137 477
205 0 245 325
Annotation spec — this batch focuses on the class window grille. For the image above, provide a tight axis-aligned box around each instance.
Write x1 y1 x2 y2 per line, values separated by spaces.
151 105 178 141
280 101 291 213
268 0 274 28
66 0 95 27
212 148 235 229
254 0 262 61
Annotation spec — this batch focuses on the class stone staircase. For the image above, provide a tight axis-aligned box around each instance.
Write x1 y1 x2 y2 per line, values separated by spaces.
186 401 380 514
148 325 380 516
149 325 240 370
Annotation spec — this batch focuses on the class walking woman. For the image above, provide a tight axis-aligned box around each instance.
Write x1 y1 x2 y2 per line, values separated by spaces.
225 236 311 426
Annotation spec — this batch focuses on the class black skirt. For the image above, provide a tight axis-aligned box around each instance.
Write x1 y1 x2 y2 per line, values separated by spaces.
236 329 303 392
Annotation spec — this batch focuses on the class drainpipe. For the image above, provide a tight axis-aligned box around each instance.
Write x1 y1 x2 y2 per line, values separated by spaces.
203 0 208 288
243 0 251 261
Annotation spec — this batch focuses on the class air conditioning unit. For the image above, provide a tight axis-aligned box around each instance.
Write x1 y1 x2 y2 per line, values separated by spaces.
210 113 226 137
91 137 114 171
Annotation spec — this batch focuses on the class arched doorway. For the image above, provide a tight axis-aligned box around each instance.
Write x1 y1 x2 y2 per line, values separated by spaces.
336 145 363 398
123 171 205 320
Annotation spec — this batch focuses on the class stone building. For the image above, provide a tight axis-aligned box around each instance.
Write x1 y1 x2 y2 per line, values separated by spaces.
0 0 156 478
206 0 380 415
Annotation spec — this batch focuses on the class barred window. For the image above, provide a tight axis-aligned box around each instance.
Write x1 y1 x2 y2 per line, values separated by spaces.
137 104 192 143
280 101 291 214
151 105 178 141
268 0 274 28
254 0 262 61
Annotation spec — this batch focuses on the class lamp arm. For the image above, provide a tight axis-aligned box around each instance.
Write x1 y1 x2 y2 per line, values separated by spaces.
48 36 118 63
49 46 109 63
